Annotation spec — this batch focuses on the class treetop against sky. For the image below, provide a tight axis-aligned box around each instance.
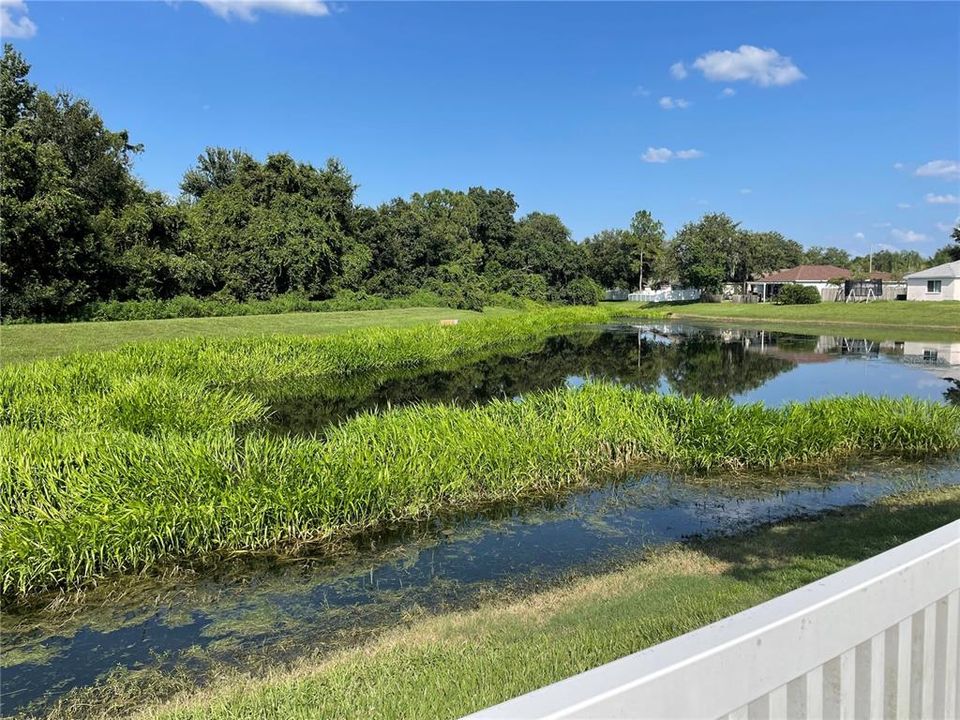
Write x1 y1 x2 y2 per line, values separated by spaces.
2 0 958 253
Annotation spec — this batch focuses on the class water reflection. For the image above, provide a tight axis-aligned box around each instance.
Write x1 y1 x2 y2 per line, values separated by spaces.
262 321 960 433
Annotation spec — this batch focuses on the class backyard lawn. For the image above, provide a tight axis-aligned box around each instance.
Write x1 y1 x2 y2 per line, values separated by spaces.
668 300 960 331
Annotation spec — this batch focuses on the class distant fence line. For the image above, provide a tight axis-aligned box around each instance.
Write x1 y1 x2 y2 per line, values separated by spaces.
628 288 701 303
603 288 702 303
465 518 960 719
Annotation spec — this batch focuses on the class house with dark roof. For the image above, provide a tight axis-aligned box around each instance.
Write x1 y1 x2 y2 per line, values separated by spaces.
749 265 904 302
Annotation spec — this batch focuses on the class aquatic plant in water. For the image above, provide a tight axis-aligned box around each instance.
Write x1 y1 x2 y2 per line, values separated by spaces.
2 382 958 599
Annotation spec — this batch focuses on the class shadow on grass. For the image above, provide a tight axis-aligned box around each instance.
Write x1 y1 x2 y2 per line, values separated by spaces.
693 488 960 595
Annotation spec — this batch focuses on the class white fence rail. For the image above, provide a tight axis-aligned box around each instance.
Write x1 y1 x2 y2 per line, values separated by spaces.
627 288 701 303
465 519 960 719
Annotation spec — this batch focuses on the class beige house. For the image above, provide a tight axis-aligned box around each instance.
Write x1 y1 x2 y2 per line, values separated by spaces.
904 260 960 301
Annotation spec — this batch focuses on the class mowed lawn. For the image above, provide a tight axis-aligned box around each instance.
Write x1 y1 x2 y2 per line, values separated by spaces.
669 300 960 331
0 307 515 364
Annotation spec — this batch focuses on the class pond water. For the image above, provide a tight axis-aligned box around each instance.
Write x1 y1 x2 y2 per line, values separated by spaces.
4 320 959 716
263 320 959 433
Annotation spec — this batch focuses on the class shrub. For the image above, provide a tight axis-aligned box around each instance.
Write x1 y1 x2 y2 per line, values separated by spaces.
777 284 821 305
557 277 604 306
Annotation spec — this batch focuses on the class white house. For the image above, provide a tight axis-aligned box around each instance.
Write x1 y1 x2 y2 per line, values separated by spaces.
904 260 960 301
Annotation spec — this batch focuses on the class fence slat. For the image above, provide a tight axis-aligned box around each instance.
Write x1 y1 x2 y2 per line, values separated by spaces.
867 632 885 719
896 615 913 720
922 604 937 718
786 676 806 720
943 590 959 720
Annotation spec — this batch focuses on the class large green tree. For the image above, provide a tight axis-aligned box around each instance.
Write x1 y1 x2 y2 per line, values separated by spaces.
0 44 157 319
802 246 851 268
182 151 358 300
669 213 742 292
583 210 665 291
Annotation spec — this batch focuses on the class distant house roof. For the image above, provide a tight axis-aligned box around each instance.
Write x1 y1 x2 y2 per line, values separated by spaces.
904 260 960 280
756 265 851 283
754 265 901 283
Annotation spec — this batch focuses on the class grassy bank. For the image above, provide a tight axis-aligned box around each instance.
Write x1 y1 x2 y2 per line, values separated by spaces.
3 385 958 598
0 306 636 435
0 306 518 365
668 300 960 332
123 486 960 720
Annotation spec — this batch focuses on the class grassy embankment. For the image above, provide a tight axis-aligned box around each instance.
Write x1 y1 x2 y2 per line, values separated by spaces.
668 300 960 339
113 486 960 720
4 365 959 597
0 306 519 365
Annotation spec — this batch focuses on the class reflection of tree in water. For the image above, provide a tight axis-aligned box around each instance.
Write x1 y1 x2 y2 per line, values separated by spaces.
263 328 797 434
660 336 795 398
944 379 960 406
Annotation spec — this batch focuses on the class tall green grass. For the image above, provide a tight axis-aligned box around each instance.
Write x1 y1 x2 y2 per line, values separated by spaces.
0 305 636 434
3 385 958 598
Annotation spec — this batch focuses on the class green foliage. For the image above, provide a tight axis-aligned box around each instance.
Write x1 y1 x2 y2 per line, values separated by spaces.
669 213 741 292
803 246 851 267
776 284 822 305
583 210 666 290
849 249 925 276
2 381 956 597
557 277 604 305
77 291 453 322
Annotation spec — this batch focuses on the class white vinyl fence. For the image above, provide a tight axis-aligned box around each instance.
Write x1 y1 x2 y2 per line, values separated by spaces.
627 288 701 303
465 519 960 720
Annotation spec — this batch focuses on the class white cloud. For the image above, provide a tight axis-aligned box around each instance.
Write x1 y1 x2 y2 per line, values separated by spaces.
692 45 805 87
721 87 736 98
854 232 865 240
670 62 687 80
658 96 691 110
873 222 892 228
633 85 651 97
0 0 37 38
194 0 329 21
891 228 927 243
936 220 959 234
876 243 898 252
739 188 752 194
642 147 703 163
926 193 959 205
896 203 912 209
893 162 904 170
915 159 960 180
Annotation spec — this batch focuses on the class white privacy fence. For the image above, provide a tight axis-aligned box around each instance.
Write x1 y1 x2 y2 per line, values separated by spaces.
627 288 701 303
465 519 960 719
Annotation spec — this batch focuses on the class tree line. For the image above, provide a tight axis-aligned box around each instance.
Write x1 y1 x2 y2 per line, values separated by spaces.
2 45 957 322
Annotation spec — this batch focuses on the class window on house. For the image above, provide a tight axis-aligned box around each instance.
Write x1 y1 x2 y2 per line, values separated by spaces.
927 280 942 293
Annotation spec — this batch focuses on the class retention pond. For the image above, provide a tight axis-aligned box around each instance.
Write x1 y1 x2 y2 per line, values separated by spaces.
4 319 959 716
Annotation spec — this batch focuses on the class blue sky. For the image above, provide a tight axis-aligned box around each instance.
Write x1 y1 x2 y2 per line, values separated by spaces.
3 1 959 255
